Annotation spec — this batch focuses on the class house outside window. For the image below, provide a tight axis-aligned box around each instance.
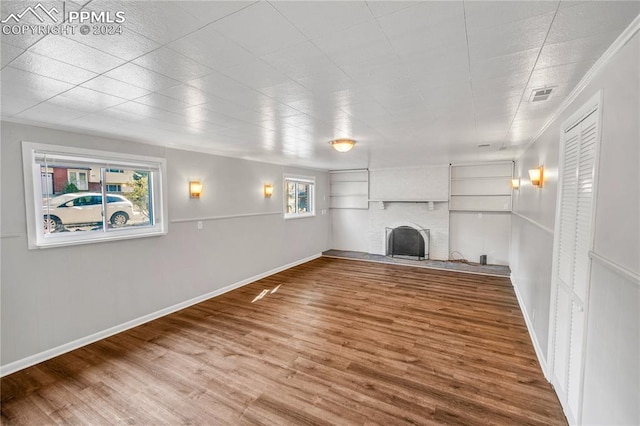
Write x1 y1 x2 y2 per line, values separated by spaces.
284 175 315 219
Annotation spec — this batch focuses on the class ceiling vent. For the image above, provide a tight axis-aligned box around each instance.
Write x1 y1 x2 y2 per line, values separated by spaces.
530 87 554 102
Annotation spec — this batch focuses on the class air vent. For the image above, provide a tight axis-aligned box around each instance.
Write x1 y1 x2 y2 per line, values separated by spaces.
477 143 491 148
530 87 554 102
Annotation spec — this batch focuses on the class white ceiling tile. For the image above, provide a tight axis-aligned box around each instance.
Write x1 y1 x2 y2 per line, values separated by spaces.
366 2 421 18
167 26 255 71
47 92 112 114
59 86 128 110
220 60 290 91
187 102 258 124
294 69 355 94
311 21 394 66
103 63 181 92
547 1 640 44
30 36 125 73
341 57 411 87
1 42 24 67
272 1 373 39
259 81 314 105
100 105 148 122
260 41 337 80
132 47 214 82
187 71 260 105
179 1 254 26
97 1 204 44
537 30 622 68
377 1 463 38
467 12 555 60
470 48 539 82
156 84 210 106
62 28 160 62
464 1 559 30
6 50 97 85
80 75 150 100
133 93 191 115
14 101 88 123
212 2 307 56
1 67 74 114
105 101 158 118
528 59 597 89
386 18 467 58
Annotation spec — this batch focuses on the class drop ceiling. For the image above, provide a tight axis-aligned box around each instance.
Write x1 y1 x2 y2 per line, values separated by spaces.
1 1 638 170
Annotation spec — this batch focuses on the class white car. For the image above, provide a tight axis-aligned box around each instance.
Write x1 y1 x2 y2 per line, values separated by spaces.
43 193 134 232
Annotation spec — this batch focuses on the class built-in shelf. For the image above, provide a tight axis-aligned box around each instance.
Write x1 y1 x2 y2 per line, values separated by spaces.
329 169 369 209
449 162 513 212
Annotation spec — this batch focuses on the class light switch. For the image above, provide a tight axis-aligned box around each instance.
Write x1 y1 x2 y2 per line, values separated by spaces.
197 221 203 230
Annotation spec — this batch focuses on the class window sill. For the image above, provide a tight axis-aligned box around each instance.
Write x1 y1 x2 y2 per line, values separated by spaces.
284 213 316 220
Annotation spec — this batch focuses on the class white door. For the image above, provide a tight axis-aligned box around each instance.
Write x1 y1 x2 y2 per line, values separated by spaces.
549 94 600 424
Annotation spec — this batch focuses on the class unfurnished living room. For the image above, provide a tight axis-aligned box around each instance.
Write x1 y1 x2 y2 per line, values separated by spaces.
1 1 638 425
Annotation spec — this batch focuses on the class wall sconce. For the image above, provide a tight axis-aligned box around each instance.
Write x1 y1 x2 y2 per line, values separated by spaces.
264 183 273 198
189 181 203 198
528 166 544 188
511 178 521 190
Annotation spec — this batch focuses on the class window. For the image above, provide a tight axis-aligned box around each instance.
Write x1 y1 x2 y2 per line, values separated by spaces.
284 175 315 219
23 142 167 249
68 169 89 190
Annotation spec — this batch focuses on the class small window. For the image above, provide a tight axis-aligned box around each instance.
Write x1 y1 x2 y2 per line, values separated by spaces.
23 142 167 249
284 175 315 219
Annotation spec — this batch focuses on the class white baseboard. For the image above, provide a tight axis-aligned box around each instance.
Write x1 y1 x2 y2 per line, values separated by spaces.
510 273 551 381
0 253 322 378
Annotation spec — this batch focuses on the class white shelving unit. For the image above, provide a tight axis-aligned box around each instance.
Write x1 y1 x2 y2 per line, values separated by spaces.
449 162 513 212
329 169 369 209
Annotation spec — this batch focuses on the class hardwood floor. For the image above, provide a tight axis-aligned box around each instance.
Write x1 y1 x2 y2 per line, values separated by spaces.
1 257 566 425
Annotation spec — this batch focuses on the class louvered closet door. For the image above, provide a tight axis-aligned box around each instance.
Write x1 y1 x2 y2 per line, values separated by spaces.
551 107 598 424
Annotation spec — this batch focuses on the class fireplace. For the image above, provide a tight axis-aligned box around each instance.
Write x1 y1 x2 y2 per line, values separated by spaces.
386 225 430 260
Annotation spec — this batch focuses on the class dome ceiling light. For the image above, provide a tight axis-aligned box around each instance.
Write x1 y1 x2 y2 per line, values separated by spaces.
330 138 356 153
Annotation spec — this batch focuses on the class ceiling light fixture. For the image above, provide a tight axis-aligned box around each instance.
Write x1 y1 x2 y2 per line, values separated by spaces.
330 138 356 153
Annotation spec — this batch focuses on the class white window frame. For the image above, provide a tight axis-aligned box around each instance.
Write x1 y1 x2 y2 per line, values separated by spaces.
22 141 168 249
283 174 315 220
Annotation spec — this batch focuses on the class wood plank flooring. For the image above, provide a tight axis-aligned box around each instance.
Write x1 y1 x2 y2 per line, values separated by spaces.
1 257 566 425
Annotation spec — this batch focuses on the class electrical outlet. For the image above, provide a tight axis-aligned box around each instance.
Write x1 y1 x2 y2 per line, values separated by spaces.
197 221 203 230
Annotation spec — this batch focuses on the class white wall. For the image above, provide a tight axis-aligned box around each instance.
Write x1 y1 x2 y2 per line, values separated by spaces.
449 212 511 265
0 122 331 372
330 165 451 260
510 29 639 425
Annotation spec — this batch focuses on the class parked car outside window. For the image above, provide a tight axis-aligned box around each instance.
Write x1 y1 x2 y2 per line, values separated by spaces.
43 192 134 233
